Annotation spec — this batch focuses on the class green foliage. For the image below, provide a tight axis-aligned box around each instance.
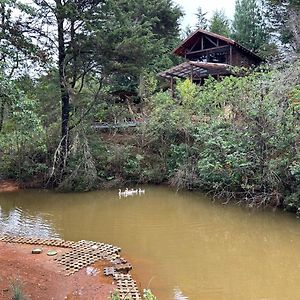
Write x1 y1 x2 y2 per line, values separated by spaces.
196 69 300 204
209 10 231 37
109 288 156 300
139 72 158 100
0 0 44 76
0 71 46 181
109 290 120 300
265 0 300 52
145 62 300 207
143 289 157 300
54 128 99 192
99 0 182 75
232 0 271 57
195 6 208 30
0 0 183 188
147 89 192 142
4 0 183 187
10 278 26 300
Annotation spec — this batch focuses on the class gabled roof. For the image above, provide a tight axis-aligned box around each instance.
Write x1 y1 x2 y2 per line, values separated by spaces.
173 28 262 62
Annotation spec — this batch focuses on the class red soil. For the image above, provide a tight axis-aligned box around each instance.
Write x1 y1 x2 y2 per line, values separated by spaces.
0 242 115 300
0 180 20 192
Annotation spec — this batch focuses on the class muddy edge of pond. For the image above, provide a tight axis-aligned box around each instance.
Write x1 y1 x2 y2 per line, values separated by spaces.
0 178 51 192
0 180 21 192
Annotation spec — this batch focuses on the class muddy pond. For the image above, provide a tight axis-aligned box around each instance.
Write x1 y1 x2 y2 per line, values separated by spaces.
1 185 300 299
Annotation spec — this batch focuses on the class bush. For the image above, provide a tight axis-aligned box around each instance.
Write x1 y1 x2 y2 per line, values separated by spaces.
0 74 47 182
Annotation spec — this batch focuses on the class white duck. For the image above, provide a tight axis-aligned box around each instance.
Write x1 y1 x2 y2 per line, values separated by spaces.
138 188 145 194
130 188 138 194
119 188 140 197
118 189 128 197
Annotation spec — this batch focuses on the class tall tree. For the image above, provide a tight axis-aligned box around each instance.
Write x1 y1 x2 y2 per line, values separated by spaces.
25 0 107 184
195 7 208 30
265 0 300 52
209 10 231 37
99 0 182 75
232 0 269 55
95 0 182 99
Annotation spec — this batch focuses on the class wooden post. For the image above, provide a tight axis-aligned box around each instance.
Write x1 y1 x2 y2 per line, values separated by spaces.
229 45 233 65
190 64 194 82
170 77 175 98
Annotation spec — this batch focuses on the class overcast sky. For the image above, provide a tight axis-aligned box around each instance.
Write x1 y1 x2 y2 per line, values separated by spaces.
173 0 236 28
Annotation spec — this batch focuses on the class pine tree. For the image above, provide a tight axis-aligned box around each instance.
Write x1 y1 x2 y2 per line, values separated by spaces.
209 10 231 37
232 0 269 54
265 0 300 52
195 7 208 30
182 25 193 39
0 0 43 77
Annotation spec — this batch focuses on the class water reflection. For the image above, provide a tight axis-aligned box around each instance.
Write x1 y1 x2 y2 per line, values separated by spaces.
0 206 59 238
174 287 189 300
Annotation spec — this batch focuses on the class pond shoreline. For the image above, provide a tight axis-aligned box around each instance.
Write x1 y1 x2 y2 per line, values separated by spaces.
0 180 20 192
0 179 46 193
0 179 291 213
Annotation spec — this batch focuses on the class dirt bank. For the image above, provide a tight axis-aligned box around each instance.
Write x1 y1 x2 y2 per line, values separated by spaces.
0 242 115 299
0 180 20 192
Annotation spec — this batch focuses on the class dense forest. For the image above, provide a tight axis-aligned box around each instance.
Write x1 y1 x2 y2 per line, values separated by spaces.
0 0 300 212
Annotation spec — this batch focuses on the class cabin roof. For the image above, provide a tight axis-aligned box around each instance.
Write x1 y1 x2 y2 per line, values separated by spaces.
158 61 232 80
173 28 262 62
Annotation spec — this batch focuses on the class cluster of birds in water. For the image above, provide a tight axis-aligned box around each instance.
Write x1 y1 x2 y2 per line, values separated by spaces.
118 188 145 198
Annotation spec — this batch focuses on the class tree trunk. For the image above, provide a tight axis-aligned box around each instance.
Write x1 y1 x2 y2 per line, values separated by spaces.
56 0 70 182
0 99 4 133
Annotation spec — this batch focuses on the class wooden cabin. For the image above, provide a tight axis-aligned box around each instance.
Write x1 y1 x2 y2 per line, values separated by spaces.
159 29 262 85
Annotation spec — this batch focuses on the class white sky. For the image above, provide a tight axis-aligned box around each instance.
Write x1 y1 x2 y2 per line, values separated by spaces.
173 0 236 28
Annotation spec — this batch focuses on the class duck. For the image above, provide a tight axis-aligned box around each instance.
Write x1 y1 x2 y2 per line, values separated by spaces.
119 188 140 197
130 189 138 194
118 189 128 197
138 188 145 194
125 188 133 195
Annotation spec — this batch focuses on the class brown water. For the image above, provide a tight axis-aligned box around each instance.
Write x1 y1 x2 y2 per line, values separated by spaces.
1 186 300 299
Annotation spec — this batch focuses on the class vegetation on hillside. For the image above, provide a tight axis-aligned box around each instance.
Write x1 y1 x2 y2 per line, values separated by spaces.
0 0 300 213
144 65 300 211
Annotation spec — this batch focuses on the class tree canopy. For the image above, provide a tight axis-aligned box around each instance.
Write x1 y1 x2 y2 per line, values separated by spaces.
209 10 231 37
195 7 208 30
265 0 300 52
232 0 269 56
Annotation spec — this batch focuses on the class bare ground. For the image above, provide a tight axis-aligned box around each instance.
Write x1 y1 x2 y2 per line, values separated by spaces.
0 242 115 300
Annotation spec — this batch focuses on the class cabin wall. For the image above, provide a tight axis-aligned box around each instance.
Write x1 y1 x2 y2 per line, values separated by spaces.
231 48 258 67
